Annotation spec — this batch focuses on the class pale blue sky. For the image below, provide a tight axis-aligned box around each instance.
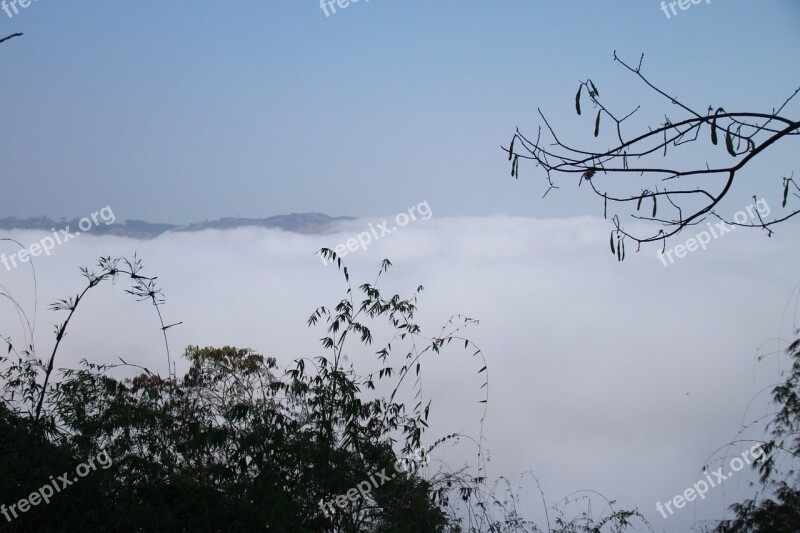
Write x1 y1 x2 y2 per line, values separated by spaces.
1 0 798 223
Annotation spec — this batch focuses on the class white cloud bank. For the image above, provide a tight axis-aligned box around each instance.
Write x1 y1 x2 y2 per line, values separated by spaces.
2 215 799 531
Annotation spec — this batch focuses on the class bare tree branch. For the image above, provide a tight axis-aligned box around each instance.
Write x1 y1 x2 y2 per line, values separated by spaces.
0 33 23 45
504 52 800 260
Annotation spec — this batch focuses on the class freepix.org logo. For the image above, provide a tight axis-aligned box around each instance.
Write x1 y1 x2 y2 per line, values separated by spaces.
656 198 770 267
660 0 711 20
656 444 765 519
1 449 113 523
1 0 39 19
320 0 371 18
318 448 429 518
320 201 432 266
1 206 116 272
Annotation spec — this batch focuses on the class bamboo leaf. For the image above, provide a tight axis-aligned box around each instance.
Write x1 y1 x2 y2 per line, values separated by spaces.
594 110 601 137
575 85 582 115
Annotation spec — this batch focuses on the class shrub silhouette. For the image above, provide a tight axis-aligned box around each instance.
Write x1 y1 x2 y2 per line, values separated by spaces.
0 252 654 531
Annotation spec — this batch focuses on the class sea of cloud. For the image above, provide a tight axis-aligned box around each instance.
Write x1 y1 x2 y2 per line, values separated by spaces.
2 215 799 530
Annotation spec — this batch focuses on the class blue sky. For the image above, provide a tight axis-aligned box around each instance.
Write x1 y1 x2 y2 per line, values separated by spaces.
1 0 798 223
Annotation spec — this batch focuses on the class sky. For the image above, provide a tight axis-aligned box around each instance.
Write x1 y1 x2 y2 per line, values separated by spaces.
0 0 798 223
1 1 800 532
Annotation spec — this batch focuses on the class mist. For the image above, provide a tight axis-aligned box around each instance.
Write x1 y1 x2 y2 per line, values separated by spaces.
2 214 798 530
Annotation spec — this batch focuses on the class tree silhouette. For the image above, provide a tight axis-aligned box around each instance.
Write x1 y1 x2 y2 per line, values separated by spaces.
0 254 651 531
505 52 800 260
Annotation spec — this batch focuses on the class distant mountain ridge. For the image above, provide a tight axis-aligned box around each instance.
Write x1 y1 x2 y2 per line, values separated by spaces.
0 213 354 239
